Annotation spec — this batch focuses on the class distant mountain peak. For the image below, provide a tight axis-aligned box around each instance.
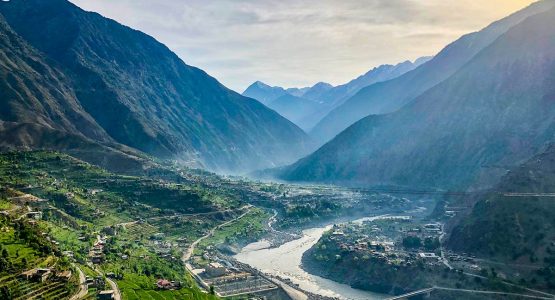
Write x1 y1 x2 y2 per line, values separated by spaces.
414 56 434 65
252 80 271 88
311 82 334 89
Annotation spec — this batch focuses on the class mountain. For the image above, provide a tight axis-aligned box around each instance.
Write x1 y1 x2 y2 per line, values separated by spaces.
302 82 334 102
242 81 332 131
278 5 555 189
0 14 107 143
242 81 289 105
310 0 555 144
286 87 311 97
447 143 555 268
301 58 432 134
0 14 152 172
0 0 311 173
244 59 427 132
266 94 321 131
317 58 432 108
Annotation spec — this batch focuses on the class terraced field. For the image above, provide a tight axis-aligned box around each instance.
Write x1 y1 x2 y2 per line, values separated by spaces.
0 275 69 300
118 274 214 300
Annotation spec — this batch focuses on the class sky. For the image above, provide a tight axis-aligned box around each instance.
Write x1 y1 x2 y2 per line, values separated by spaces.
69 0 536 93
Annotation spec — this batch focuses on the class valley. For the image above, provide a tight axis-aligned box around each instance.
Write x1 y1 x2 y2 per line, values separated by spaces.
0 151 419 300
3 150 552 300
1 0 555 299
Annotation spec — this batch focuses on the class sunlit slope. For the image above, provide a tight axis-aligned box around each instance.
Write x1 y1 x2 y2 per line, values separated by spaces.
310 0 555 144
281 6 555 189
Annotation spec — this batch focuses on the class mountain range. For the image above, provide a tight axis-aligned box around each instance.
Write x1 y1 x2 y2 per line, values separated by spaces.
0 0 311 173
309 0 555 144
277 1 555 190
243 58 430 131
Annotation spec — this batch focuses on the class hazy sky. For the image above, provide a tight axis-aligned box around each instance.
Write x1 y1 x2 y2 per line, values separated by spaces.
70 0 536 92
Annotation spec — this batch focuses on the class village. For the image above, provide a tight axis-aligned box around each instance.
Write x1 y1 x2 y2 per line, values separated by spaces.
0 152 430 300
321 215 449 270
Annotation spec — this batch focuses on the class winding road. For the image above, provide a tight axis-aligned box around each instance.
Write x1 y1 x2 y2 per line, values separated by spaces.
91 264 121 300
182 205 252 262
106 277 122 300
69 265 87 300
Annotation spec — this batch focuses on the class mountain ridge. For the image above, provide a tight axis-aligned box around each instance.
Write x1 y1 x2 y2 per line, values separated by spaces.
243 58 430 131
310 0 555 144
278 5 555 190
0 0 311 173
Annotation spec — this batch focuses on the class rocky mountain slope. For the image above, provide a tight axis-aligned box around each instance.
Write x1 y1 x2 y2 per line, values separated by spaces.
0 14 151 172
0 0 311 173
448 143 555 266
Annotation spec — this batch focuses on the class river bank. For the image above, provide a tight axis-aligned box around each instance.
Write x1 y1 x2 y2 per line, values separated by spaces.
234 215 391 300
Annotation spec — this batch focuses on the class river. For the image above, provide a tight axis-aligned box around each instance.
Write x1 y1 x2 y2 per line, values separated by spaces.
234 216 390 300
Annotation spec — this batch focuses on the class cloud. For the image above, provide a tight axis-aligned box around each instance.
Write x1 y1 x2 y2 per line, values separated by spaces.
69 0 536 92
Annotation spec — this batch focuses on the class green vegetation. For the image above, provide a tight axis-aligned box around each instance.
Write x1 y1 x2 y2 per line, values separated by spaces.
448 145 555 290
199 208 270 251
0 213 76 299
402 236 422 249
304 227 527 297
117 274 216 300
0 151 249 299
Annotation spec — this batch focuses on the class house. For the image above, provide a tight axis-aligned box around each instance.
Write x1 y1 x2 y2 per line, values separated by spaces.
56 270 72 282
332 230 345 236
418 252 439 261
445 211 456 217
20 268 52 283
424 223 442 232
156 279 173 290
92 255 104 264
98 290 114 300
88 189 103 196
205 262 226 277
26 211 43 220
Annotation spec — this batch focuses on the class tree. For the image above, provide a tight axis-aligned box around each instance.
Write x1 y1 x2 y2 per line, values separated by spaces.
1 249 8 258
0 257 10 272
0 286 11 300
402 236 422 249
209 285 215 295
424 237 440 251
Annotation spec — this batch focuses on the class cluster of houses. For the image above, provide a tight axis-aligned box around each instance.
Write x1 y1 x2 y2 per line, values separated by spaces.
86 275 118 299
90 235 108 264
323 218 448 268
